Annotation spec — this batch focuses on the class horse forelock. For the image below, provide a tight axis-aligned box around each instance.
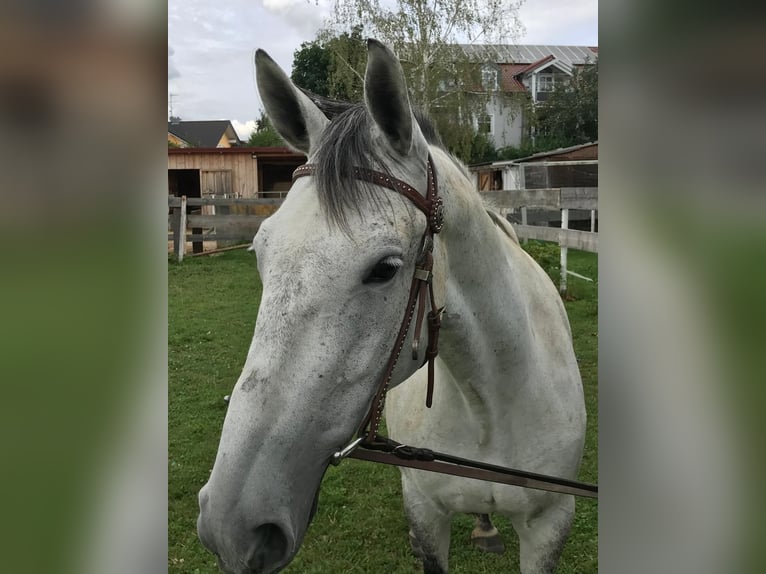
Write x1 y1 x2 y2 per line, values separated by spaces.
306 92 446 231
313 104 389 231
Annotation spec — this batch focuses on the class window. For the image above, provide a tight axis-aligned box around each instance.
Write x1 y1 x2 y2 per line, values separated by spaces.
477 114 493 135
481 67 498 91
538 73 554 92
438 77 457 91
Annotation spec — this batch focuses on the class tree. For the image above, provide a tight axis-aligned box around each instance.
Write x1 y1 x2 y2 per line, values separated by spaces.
291 27 366 102
529 59 598 150
247 110 285 147
325 27 367 102
323 0 525 162
291 41 332 96
467 132 497 164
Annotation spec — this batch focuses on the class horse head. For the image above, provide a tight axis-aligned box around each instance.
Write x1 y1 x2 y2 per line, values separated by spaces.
197 40 440 574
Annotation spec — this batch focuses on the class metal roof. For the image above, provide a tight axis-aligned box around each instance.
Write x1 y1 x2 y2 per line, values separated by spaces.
459 45 597 66
512 141 598 163
469 142 599 169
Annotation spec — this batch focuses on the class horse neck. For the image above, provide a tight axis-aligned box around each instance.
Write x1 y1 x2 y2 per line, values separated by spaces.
433 149 534 387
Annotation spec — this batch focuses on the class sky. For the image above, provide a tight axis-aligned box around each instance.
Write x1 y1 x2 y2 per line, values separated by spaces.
168 0 598 141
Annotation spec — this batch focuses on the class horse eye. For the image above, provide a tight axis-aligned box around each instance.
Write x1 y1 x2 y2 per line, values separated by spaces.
363 257 402 284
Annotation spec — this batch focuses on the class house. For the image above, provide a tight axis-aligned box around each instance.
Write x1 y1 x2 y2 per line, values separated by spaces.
167 119 242 148
459 45 598 149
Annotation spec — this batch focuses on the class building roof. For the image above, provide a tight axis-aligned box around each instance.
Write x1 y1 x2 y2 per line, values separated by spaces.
472 142 598 169
167 120 241 147
457 44 596 96
168 146 303 162
515 55 573 77
459 44 597 66
513 141 598 163
516 55 556 75
168 132 192 147
499 64 528 92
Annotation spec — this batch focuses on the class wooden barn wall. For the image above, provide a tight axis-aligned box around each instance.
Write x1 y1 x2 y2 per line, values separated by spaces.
168 153 259 197
523 164 598 189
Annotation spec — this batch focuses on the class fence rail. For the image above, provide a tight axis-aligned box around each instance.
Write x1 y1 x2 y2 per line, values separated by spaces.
169 188 598 292
513 224 598 253
483 187 597 210
168 196 283 207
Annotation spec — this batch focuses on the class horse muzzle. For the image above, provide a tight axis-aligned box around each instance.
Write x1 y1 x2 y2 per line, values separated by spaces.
198 487 297 574
198 479 324 574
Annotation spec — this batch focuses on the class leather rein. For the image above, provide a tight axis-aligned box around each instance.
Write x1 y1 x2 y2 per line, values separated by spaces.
292 156 598 500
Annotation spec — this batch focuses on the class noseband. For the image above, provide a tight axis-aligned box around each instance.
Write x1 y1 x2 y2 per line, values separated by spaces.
292 154 445 444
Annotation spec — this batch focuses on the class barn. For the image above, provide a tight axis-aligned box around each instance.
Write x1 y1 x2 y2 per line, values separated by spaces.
471 142 598 192
168 146 305 253
470 142 598 231
167 146 305 201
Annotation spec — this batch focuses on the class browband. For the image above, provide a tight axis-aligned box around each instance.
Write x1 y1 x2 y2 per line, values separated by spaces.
292 156 444 234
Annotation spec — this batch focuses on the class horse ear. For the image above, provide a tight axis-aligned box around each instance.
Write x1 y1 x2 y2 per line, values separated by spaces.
255 49 328 155
364 39 413 156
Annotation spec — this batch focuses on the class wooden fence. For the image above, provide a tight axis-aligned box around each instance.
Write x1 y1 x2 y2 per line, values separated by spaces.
169 187 598 293
168 196 280 262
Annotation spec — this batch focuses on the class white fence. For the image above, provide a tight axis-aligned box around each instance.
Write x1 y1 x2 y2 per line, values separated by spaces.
483 187 598 293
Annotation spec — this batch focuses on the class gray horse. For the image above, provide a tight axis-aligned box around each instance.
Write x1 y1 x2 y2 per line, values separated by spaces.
197 39 586 574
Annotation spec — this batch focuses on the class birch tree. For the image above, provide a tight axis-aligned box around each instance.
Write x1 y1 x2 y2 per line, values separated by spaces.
322 0 525 160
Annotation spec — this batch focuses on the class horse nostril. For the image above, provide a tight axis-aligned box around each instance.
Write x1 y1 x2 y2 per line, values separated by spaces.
247 523 289 572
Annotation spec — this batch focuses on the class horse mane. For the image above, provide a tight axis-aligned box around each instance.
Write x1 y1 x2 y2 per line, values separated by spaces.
299 89 446 229
301 89 445 148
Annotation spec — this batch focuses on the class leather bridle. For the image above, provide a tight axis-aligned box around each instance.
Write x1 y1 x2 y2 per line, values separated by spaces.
292 156 598 500
293 154 445 443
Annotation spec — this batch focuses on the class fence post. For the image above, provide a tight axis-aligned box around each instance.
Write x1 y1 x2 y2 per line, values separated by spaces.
590 209 596 232
519 165 528 245
559 207 569 295
174 195 187 263
170 199 180 259
520 206 528 244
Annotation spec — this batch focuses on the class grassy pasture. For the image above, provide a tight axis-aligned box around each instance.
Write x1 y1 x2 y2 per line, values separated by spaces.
169 242 598 573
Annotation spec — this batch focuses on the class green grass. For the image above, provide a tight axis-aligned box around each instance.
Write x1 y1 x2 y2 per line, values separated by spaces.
169 243 597 573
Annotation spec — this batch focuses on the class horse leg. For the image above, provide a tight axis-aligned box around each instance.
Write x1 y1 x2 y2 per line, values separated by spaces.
508 495 576 574
402 479 452 574
469 513 506 554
